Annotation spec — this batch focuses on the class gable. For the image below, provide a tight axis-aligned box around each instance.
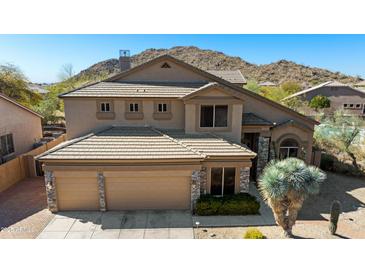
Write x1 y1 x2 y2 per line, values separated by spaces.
0 94 43 118
112 58 209 83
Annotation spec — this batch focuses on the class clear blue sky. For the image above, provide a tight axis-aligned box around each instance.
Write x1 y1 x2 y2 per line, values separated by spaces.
0 34 364 83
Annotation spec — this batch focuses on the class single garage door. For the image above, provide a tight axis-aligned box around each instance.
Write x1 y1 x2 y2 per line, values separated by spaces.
54 171 99 210
104 170 191 210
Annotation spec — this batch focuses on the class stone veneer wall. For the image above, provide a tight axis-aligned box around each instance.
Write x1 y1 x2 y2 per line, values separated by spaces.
257 136 270 177
191 168 207 212
44 170 58 213
239 167 250 193
97 172 106 211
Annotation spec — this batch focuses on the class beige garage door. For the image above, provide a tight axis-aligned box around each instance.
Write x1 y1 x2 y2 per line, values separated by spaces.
54 171 99 210
105 170 191 210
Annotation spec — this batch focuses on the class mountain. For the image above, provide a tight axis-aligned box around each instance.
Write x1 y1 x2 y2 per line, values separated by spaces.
71 46 362 87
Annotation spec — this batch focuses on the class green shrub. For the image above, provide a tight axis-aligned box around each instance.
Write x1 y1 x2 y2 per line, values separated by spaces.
244 228 266 239
309 95 331 110
195 193 260 216
320 154 335 171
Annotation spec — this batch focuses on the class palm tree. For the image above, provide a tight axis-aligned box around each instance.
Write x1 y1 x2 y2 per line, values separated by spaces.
259 158 326 237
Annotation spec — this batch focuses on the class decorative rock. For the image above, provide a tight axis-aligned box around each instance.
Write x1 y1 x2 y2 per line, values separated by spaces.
44 170 58 213
97 172 106 211
239 167 250 193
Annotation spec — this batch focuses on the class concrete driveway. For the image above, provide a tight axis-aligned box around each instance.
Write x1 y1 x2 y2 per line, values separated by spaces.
37 210 193 239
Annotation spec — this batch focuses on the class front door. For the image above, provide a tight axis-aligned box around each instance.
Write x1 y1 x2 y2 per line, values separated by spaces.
242 133 259 181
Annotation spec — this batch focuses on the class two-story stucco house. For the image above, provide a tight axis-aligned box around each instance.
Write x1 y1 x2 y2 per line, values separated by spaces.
37 53 317 213
0 93 43 163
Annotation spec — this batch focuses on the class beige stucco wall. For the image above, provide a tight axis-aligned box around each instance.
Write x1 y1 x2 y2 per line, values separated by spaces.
243 95 315 131
0 98 42 157
298 86 365 115
64 98 185 139
184 88 243 142
120 60 209 83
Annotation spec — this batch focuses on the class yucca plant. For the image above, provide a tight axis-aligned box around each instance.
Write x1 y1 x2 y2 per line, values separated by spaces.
259 158 326 237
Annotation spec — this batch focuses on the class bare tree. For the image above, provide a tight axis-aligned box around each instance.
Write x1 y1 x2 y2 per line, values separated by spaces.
58 63 75 81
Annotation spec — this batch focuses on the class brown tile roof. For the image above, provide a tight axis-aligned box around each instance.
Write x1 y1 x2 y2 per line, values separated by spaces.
37 127 255 161
242 113 273 126
206 70 246 84
59 82 207 98
161 129 255 158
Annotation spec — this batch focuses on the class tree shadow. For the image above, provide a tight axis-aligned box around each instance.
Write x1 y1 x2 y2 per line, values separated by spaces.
298 172 365 221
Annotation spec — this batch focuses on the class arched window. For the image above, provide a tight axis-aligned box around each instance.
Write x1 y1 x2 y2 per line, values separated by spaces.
279 138 299 159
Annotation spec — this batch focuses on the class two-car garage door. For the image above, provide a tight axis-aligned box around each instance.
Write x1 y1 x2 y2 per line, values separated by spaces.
54 170 191 211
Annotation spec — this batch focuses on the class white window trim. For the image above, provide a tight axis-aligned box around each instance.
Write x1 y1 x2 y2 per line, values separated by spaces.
129 103 139 112
200 104 228 128
100 102 111 112
158 103 168 113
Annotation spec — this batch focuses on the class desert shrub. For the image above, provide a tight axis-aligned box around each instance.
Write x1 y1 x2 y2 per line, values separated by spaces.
309 95 330 110
196 193 260 216
244 228 266 239
320 154 335 171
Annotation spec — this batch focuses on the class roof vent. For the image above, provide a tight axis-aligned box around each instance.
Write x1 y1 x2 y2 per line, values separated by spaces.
119 49 131 72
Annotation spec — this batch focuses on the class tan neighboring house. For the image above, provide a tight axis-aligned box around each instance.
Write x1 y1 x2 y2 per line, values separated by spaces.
0 93 43 163
283 81 365 116
36 53 317 213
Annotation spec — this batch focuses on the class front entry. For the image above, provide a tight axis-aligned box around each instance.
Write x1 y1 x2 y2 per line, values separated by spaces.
242 133 259 181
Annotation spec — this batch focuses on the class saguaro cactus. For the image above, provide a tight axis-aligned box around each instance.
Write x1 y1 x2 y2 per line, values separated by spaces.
329 200 341 235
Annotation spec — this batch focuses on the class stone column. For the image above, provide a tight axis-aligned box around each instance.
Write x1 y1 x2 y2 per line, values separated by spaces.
269 141 276 161
239 167 250 193
44 170 58 213
199 167 207 195
97 172 106 211
257 136 270 177
191 169 207 212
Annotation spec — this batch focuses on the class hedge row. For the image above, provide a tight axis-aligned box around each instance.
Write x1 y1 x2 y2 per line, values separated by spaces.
195 193 260 216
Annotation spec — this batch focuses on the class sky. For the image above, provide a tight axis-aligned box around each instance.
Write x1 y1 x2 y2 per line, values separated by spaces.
0 34 364 83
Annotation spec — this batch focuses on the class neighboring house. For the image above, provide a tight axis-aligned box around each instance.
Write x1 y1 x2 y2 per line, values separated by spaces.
353 80 365 88
36 53 317 212
259 81 277 87
0 93 43 163
283 81 365 116
28 83 50 96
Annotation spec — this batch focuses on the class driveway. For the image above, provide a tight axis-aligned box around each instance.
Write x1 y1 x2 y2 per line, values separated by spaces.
37 210 194 239
0 177 53 239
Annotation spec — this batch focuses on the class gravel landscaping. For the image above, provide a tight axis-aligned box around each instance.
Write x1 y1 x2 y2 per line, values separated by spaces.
195 172 365 239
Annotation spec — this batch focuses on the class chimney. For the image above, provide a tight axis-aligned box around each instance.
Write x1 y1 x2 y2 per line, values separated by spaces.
119 49 131 71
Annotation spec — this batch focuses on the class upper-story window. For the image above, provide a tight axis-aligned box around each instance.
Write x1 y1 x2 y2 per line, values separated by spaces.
0 134 14 157
200 105 228 128
158 103 168 112
100 102 111 112
129 103 139 112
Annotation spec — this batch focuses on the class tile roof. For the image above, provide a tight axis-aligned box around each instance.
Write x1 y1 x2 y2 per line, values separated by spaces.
242 113 273 126
161 129 255 158
60 82 207 98
283 80 365 100
37 127 255 161
207 70 246 84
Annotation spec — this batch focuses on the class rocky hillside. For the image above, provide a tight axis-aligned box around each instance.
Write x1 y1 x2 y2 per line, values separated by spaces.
73 46 362 86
